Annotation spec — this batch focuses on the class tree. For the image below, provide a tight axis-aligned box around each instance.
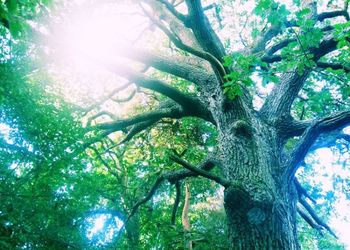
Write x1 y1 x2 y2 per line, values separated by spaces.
1 0 350 249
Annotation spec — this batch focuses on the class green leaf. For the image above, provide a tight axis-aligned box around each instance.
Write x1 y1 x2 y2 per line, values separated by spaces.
223 81 233 87
223 56 233 67
269 74 279 84
6 0 17 14
9 19 21 38
297 8 311 17
341 86 350 99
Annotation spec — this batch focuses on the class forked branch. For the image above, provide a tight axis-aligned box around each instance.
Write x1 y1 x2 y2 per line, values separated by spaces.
140 5 226 81
287 110 350 178
117 156 219 240
184 0 226 60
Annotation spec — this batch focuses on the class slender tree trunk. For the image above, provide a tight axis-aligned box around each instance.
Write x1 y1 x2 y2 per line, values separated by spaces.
125 214 140 250
182 182 193 250
216 111 300 249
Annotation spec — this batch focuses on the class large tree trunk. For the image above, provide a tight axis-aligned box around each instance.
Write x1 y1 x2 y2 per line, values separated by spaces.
224 193 299 250
217 110 300 249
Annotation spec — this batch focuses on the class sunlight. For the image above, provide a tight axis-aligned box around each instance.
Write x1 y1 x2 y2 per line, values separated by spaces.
54 1 147 64
0 123 12 144
89 215 106 236
86 214 123 245
300 147 350 248
48 1 149 103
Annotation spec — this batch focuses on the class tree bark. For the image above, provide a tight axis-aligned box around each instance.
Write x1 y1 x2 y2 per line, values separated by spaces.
217 111 300 249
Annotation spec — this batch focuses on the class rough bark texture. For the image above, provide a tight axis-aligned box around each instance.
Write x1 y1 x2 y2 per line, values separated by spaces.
219 116 299 249
209 97 299 249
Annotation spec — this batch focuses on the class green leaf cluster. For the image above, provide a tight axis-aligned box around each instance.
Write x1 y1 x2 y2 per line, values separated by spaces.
223 53 258 99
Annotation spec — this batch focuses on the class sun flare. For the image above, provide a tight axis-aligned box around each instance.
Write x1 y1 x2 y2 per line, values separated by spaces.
55 1 147 63
48 1 150 103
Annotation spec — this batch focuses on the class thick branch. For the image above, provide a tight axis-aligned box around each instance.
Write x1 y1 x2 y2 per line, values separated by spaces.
287 110 350 177
102 63 214 123
260 6 348 120
95 104 184 132
106 63 202 107
309 129 350 152
184 0 226 60
143 0 201 49
170 155 230 187
259 17 347 65
163 157 218 183
82 103 182 149
251 25 283 54
260 70 310 121
316 61 350 73
318 10 349 22
261 33 349 122
261 54 282 64
86 99 213 148
310 36 350 61
122 49 212 84
276 117 311 139
262 36 347 69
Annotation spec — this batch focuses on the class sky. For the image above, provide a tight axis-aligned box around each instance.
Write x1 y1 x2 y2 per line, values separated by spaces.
301 143 350 248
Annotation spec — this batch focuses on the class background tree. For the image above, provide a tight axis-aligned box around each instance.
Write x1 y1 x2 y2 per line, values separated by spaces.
1 0 350 249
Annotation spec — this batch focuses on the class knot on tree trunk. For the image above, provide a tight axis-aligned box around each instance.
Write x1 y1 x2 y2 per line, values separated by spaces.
230 120 253 138
246 207 267 225
224 181 275 223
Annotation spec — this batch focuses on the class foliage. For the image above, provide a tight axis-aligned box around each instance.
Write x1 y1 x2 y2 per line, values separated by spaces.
1 0 350 249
